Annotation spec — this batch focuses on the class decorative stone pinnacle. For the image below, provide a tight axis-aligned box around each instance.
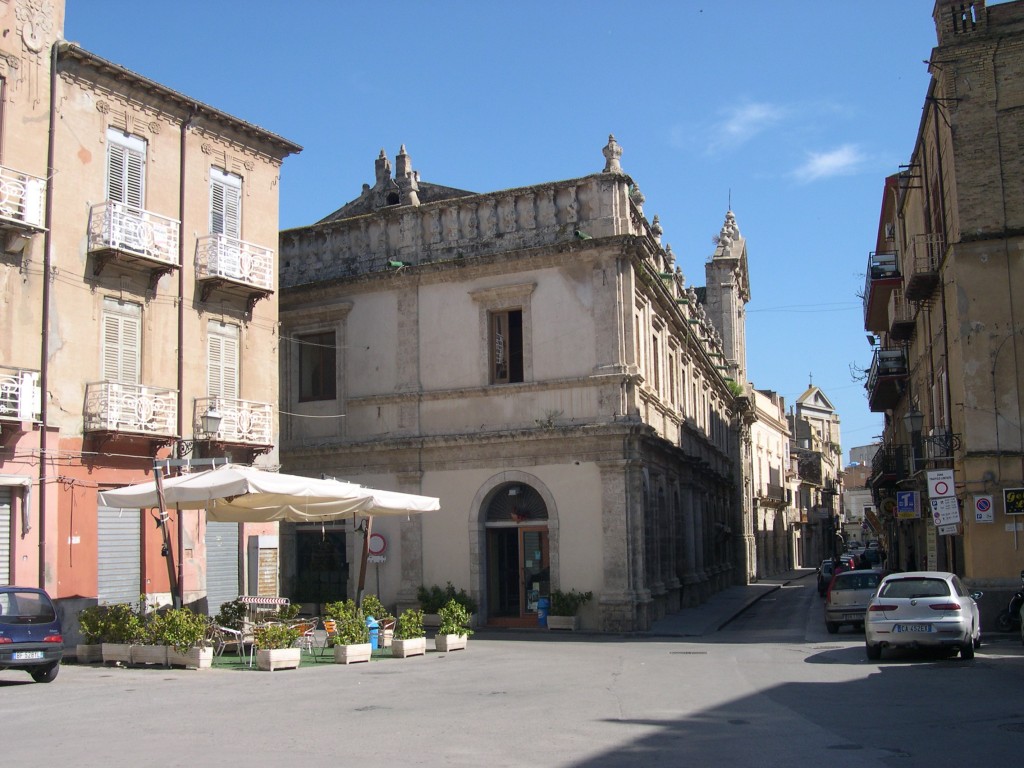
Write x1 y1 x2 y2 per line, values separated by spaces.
602 133 623 173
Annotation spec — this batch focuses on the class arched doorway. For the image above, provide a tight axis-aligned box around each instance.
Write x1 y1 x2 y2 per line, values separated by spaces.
484 482 549 627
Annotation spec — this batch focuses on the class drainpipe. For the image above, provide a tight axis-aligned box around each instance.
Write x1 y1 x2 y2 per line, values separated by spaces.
173 104 198 609
37 42 59 589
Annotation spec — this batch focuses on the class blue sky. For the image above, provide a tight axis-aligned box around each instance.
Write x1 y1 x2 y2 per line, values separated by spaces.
65 1 954 462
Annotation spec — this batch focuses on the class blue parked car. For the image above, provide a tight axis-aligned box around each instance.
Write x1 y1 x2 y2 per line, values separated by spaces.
0 586 63 683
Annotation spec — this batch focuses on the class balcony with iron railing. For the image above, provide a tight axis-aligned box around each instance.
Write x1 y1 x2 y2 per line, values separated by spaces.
757 481 788 507
903 234 944 301
0 366 41 422
83 381 177 437
88 201 180 279
887 289 916 342
863 250 901 332
0 165 45 232
194 234 275 305
869 442 911 487
867 347 907 412
194 396 273 448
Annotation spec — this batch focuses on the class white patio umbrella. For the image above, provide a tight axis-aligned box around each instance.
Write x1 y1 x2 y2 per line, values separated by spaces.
98 463 439 520
98 463 440 606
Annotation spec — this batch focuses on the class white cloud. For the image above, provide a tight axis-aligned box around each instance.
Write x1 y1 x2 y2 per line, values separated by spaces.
706 102 786 152
791 144 865 183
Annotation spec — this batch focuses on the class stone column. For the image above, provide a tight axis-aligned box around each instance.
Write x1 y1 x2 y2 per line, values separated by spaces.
597 458 643 631
396 471 425 610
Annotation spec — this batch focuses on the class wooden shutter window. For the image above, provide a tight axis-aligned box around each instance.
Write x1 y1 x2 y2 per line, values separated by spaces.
210 168 242 239
101 298 141 384
208 322 239 400
106 129 146 209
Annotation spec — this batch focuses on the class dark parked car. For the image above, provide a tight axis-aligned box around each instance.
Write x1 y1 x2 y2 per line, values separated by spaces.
817 560 836 596
0 586 63 683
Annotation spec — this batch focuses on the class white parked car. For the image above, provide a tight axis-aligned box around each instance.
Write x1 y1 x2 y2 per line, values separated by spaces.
865 571 982 661
824 569 883 633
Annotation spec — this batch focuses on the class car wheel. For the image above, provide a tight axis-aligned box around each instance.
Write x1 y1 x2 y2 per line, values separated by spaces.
996 610 1013 632
865 642 882 660
960 637 975 660
30 663 59 683
826 622 839 634
973 633 982 650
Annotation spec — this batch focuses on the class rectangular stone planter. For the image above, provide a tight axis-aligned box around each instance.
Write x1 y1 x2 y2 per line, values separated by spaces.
333 643 372 664
434 633 468 652
101 643 133 664
131 645 169 666
546 615 579 631
392 636 427 658
256 647 301 671
76 643 102 664
167 647 214 669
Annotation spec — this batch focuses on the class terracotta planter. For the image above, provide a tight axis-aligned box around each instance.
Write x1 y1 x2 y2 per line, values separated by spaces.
131 645 169 666
434 633 468 652
546 615 579 631
392 636 427 658
101 642 133 664
333 643 372 664
76 643 102 664
256 647 301 671
167 646 214 669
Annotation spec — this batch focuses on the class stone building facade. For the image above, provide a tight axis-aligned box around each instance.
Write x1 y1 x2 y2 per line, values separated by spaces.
279 138 748 631
0 0 299 628
790 386 843 566
862 0 1024 624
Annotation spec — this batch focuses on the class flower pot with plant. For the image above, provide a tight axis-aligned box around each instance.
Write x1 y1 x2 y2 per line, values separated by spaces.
156 607 214 669
547 589 593 631
75 604 106 663
392 608 426 658
98 601 144 664
417 582 477 629
360 594 395 647
325 599 372 664
435 598 474 652
253 622 302 671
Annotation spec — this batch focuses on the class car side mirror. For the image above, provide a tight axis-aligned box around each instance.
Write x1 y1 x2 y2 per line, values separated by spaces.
970 591 983 601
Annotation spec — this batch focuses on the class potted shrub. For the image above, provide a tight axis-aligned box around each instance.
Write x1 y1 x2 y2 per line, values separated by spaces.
75 604 106 663
100 601 144 664
435 598 474 652
547 589 593 631
160 607 214 669
417 582 477 629
392 607 426 658
360 594 395 647
253 622 302 671
326 599 372 665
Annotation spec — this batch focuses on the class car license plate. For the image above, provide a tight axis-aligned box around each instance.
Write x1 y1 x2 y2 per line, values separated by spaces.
843 613 862 620
893 624 932 633
12 651 44 660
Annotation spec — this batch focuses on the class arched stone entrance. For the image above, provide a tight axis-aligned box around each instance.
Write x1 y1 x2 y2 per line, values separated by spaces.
476 478 552 627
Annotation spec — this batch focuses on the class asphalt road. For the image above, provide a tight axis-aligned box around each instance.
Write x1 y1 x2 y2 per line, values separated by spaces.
4 581 1024 767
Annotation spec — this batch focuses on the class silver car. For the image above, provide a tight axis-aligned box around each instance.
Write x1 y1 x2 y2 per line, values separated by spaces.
864 571 982 660
824 569 883 633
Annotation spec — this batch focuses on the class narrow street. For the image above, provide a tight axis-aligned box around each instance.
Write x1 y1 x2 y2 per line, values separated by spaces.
3 580 1024 767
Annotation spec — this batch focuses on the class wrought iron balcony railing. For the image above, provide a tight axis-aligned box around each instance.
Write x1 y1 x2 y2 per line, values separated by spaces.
84 381 177 436
904 234 944 301
88 201 180 269
0 366 41 421
863 250 901 332
0 165 45 230
194 396 272 446
194 234 275 292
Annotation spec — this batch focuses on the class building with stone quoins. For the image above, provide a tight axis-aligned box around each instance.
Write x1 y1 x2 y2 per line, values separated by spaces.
0 0 300 636
278 138 767 632
863 0 1024 626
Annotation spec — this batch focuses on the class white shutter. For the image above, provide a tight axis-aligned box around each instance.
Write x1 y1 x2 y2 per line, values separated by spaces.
0 487 10 586
106 130 146 209
208 322 239 399
210 168 241 238
101 299 141 384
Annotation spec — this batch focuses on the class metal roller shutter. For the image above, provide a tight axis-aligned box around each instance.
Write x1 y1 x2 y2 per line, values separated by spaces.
205 521 240 616
97 505 141 604
0 488 10 586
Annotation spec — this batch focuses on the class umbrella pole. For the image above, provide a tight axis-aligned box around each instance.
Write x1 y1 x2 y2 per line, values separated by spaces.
154 466 180 609
356 516 372 608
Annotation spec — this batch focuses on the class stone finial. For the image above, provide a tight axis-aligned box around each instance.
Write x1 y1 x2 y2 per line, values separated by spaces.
665 243 675 269
628 183 644 212
651 214 663 244
375 148 391 187
394 144 420 206
396 144 412 178
602 133 623 173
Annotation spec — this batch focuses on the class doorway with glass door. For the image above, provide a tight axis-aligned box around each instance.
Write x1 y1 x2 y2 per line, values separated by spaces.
484 483 549 627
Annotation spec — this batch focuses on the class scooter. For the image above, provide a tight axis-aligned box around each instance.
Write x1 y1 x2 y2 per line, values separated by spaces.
995 570 1024 632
